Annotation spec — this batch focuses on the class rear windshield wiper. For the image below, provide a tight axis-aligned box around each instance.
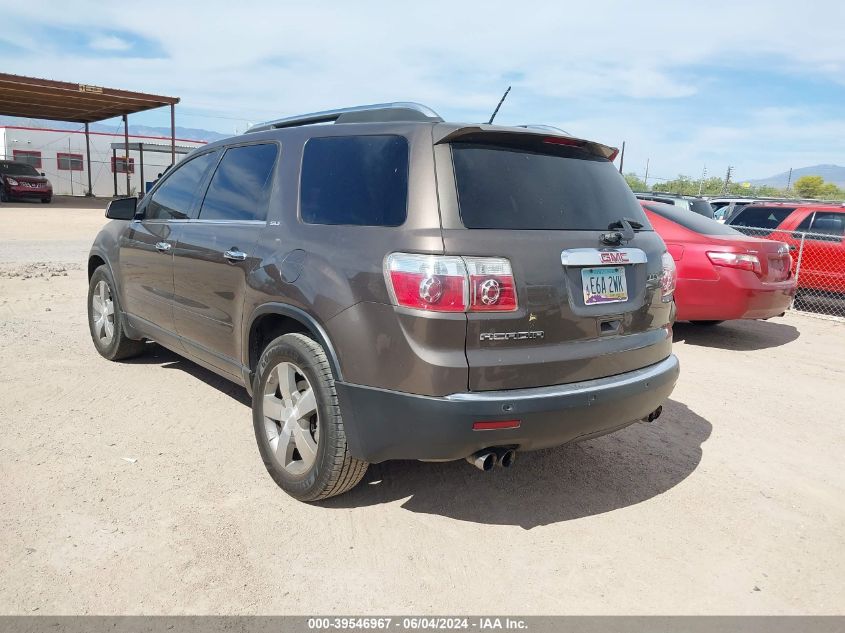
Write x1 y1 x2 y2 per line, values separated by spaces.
601 217 641 245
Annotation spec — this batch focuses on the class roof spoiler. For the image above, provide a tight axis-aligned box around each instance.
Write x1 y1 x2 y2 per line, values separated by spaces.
433 125 619 161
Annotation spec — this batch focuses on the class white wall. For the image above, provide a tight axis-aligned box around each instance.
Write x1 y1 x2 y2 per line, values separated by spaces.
0 126 206 197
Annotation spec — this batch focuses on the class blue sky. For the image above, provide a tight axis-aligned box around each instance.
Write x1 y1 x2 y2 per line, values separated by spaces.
2 0 843 181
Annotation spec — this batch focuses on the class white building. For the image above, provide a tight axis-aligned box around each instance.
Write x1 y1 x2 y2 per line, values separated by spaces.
0 125 207 197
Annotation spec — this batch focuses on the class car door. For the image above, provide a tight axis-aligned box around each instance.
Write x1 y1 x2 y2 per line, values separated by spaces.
798 211 845 294
172 142 279 377
118 150 220 338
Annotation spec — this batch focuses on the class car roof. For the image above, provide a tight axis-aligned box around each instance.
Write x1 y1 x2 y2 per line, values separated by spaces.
742 202 844 210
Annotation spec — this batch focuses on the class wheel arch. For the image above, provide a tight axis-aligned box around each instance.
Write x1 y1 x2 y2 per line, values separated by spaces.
245 303 344 386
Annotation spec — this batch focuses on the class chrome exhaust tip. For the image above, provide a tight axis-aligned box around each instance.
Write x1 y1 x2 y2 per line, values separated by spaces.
466 451 497 471
498 449 516 468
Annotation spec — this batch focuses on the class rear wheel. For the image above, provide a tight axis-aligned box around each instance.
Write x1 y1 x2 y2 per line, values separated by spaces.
253 333 367 501
690 320 725 327
87 266 146 360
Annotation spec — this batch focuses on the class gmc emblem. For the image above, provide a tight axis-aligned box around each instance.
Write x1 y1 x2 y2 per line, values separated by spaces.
600 252 630 264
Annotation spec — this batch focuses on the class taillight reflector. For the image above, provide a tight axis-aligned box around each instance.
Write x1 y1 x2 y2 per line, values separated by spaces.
472 420 521 431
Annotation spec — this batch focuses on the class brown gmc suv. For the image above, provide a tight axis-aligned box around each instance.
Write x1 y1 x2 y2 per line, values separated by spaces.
87 102 680 501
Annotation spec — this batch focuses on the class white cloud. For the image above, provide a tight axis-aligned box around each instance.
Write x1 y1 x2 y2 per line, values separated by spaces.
3 0 845 177
88 35 131 51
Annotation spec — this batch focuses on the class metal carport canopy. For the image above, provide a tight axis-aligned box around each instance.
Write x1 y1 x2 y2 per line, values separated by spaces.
0 72 180 196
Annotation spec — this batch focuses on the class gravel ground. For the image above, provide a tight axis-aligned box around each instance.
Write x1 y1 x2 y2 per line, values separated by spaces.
1 198 843 615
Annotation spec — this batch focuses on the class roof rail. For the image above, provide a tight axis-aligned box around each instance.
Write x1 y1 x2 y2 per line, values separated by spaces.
516 124 572 136
247 102 443 133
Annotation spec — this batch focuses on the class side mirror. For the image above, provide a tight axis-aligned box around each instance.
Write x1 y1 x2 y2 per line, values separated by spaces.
105 197 138 220
40 172 46 177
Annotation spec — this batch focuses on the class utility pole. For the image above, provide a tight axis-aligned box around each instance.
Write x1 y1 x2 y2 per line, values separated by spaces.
698 165 707 196
643 158 650 190
618 141 625 174
722 165 733 194
786 167 793 192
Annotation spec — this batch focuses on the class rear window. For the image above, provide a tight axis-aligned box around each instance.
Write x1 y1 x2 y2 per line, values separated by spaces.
644 202 744 236
452 144 649 230
729 206 795 230
300 135 408 226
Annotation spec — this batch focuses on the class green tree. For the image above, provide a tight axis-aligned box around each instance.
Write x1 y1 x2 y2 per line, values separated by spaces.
624 173 646 191
793 175 826 198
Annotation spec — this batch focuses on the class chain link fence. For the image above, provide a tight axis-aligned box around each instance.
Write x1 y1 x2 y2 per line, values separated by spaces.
731 226 845 320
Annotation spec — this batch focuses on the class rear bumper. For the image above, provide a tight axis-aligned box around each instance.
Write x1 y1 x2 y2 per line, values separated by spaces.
675 274 795 321
336 354 680 463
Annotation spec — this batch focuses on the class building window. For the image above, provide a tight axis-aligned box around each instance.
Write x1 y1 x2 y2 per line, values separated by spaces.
57 153 84 171
13 150 42 168
112 156 135 174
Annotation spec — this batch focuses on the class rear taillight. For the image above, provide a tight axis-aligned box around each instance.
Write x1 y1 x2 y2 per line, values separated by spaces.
385 253 518 313
385 253 467 312
660 251 676 302
464 257 517 312
706 251 762 276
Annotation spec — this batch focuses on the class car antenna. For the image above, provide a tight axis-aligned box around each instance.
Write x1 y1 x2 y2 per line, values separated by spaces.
487 86 511 124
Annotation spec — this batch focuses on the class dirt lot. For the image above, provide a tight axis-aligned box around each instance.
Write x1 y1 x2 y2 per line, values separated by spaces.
1 198 843 615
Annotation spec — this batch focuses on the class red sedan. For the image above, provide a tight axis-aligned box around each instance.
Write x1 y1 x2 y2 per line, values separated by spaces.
641 201 796 324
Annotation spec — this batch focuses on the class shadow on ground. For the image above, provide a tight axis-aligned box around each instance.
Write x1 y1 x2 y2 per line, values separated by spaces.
122 345 712 529
673 319 799 351
322 399 711 529
124 342 252 406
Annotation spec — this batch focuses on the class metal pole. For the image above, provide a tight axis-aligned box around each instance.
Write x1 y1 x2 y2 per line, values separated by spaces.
643 159 650 189
84 122 93 197
618 141 625 174
786 167 793 192
698 165 707 195
123 114 130 196
139 145 145 198
112 148 117 197
170 104 176 165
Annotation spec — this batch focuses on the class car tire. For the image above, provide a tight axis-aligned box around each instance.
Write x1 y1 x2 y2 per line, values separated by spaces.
690 320 725 327
0 189 8 202
41 197 51 204
253 333 368 501
87 265 146 361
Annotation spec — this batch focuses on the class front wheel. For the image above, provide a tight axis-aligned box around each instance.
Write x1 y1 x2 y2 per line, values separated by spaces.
253 333 368 501
87 266 146 360
41 197 51 204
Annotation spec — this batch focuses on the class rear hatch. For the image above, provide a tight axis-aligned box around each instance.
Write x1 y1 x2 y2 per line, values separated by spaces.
434 128 674 391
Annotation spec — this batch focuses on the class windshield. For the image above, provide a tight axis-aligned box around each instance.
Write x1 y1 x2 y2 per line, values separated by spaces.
451 143 650 230
729 206 795 230
0 161 40 176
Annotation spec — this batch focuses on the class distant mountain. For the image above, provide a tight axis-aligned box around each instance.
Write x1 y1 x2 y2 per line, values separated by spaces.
0 116 229 143
748 164 845 188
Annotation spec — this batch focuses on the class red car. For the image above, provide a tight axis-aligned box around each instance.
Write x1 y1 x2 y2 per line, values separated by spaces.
0 160 53 204
727 203 845 299
641 201 796 324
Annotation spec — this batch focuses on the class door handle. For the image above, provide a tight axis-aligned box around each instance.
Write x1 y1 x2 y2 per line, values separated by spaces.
224 249 247 262
155 241 172 252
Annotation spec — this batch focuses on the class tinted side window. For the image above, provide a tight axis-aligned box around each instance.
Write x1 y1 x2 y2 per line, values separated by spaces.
809 212 845 241
795 213 814 231
300 135 408 226
199 144 278 221
147 152 219 220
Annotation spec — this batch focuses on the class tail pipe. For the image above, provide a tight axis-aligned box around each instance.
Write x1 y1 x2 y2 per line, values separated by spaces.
497 448 516 468
643 406 663 423
466 451 496 471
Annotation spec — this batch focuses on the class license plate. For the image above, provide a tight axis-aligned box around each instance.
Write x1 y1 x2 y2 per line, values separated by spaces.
581 266 628 305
